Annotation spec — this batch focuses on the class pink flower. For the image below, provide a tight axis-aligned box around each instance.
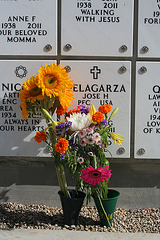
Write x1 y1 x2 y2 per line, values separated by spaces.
79 138 86 147
100 142 105 148
86 136 95 145
80 166 112 185
89 123 96 129
93 132 101 142
96 140 101 145
86 126 94 134
78 130 86 138
94 124 99 131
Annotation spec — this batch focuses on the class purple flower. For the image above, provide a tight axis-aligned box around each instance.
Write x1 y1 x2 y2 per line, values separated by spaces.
56 123 65 129
69 139 78 147
61 152 65 159
65 121 72 131
102 119 108 125
80 105 89 114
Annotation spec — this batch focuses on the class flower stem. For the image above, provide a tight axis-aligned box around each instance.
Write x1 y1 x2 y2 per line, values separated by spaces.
93 155 97 168
56 164 69 198
48 127 69 198
51 96 60 115
35 99 69 198
97 194 114 231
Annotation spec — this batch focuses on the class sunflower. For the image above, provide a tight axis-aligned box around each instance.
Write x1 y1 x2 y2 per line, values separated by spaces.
19 75 45 119
19 75 44 103
37 63 74 109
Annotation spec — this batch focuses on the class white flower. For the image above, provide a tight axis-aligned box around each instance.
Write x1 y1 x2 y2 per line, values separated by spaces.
88 152 94 156
66 113 91 131
77 156 84 164
93 132 101 142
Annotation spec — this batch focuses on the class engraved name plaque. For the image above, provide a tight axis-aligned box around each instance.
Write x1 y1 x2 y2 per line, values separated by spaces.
135 62 160 158
0 0 57 55
61 60 131 158
61 0 134 56
0 60 56 156
138 0 160 58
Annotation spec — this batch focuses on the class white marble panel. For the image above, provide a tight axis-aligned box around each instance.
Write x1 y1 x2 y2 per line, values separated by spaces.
61 61 131 158
0 0 57 55
0 60 56 156
61 0 134 56
135 62 160 158
138 0 160 58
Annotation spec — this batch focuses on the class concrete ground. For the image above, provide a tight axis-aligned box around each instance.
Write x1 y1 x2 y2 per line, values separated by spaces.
0 229 160 240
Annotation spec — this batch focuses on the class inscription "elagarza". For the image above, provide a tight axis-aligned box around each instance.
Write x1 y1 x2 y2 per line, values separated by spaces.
73 84 126 92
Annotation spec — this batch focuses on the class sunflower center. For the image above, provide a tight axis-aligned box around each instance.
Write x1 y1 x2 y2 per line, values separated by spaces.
44 74 58 89
48 78 54 84
30 86 42 96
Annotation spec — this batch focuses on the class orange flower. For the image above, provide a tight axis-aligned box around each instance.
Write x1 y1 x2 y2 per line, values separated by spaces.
66 108 81 117
98 104 112 114
55 138 69 153
92 112 104 123
56 104 68 115
34 131 48 143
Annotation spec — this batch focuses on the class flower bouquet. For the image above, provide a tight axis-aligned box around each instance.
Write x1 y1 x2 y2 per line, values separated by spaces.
19 63 123 226
55 104 123 227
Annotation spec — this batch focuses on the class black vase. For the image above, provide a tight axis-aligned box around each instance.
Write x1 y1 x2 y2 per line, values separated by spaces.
58 189 86 225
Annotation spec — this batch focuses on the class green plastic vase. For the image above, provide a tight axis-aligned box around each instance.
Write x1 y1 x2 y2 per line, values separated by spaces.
93 189 120 227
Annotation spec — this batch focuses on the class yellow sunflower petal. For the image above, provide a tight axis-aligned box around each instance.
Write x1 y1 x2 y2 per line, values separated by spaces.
19 75 45 104
37 63 74 108
19 75 45 119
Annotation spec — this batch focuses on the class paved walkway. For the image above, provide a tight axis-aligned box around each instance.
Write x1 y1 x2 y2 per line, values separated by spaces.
0 229 160 240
